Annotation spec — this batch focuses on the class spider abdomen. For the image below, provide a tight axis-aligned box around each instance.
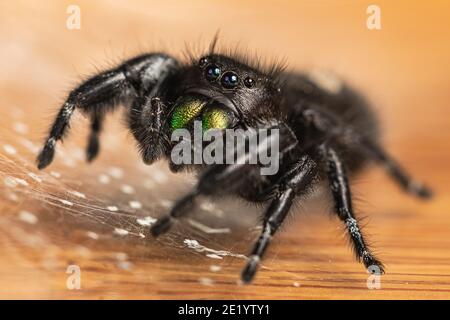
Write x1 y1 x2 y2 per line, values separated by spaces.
281 71 380 172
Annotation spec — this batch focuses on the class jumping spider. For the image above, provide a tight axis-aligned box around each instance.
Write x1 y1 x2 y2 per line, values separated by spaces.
37 42 432 283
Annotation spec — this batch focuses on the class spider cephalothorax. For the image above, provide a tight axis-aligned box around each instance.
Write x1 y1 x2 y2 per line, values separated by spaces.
37 43 432 283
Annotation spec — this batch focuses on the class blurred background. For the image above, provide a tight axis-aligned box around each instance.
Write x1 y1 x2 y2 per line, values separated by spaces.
0 0 449 299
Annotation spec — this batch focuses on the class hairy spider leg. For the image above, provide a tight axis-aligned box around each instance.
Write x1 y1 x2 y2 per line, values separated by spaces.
361 139 433 199
151 123 299 237
301 108 432 199
242 155 317 283
86 112 103 162
37 53 178 169
321 145 385 273
150 162 249 236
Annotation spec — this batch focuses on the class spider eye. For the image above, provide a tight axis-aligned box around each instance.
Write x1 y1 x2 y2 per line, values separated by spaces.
199 57 208 67
244 76 255 88
221 71 239 89
205 64 221 81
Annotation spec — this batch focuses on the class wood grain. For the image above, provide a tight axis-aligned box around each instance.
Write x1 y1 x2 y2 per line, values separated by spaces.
0 0 449 299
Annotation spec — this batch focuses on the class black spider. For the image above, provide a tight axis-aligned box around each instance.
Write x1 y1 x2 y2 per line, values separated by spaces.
36 41 432 284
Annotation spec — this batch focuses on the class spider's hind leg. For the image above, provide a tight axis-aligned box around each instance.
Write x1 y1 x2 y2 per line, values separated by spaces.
362 139 433 199
299 108 432 199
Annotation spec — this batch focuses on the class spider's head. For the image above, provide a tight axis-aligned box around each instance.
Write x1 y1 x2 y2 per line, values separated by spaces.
170 54 283 133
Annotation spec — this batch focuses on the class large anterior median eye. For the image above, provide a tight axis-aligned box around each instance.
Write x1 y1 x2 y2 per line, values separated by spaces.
202 108 230 131
221 71 239 89
170 96 206 130
205 64 221 81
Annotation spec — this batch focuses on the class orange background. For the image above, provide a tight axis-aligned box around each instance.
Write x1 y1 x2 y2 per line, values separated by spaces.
0 0 449 299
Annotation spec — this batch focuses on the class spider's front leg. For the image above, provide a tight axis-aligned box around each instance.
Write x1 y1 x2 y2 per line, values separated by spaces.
150 162 250 236
150 123 299 237
151 123 317 283
37 53 178 169
242 155 317 283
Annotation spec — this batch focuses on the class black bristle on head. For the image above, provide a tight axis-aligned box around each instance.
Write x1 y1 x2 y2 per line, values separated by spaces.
183 33 286 82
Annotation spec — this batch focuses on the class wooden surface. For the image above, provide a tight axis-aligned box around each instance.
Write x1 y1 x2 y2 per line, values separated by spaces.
0 0 449 299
